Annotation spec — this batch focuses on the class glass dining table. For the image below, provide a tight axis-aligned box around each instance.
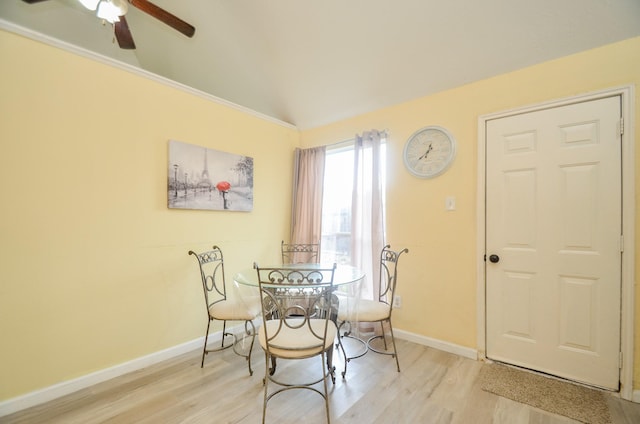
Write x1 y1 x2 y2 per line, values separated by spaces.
232 263 364 378
233 263 365 289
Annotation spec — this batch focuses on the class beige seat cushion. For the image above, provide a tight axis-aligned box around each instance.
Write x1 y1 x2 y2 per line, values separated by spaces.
209 295 261 321
337 297 390 322
259 318 337 359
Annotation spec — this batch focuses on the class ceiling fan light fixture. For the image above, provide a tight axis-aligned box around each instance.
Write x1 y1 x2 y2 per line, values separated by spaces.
78 0 100 11
96 0 128 23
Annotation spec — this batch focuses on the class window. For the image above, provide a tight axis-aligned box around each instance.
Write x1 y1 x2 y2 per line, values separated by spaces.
320 142 386 265
321 145 354 264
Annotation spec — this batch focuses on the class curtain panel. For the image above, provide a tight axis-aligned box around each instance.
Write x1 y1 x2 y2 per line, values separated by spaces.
290 146 326 247
351 129 387 301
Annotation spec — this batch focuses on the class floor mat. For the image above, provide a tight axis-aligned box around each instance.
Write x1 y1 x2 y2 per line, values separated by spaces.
478 362 611 424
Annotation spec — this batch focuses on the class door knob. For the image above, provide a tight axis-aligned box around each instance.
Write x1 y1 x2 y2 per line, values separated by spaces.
489 254 500 263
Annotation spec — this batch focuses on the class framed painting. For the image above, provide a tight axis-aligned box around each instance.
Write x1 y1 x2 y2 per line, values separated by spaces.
168 140 253 211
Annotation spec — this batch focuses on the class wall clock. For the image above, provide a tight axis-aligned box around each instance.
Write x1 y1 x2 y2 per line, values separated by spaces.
403 126 456 178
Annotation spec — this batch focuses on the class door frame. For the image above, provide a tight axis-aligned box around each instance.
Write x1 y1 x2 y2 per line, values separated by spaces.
476 85 635 400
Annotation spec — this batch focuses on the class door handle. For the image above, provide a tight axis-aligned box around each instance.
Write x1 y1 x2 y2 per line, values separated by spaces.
489 254 500 263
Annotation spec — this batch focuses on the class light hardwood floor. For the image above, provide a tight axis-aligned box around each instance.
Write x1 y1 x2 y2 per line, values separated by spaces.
3 338 640 423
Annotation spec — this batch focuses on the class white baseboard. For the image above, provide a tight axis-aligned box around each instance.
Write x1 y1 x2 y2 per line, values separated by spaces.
0 328 479 417
395 329 478 360
0 335 209 418
633 390 640 403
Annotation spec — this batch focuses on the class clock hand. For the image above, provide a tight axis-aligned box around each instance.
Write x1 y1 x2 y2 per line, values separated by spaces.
418 144 433 160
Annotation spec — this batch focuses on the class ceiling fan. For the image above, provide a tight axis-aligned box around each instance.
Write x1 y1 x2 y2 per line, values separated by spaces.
22 0 196 50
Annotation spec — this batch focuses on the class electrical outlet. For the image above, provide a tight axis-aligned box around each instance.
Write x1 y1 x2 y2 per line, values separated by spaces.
393 295 402 308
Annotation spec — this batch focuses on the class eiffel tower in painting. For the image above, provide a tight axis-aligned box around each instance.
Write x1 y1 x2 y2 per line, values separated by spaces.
198 148 212 188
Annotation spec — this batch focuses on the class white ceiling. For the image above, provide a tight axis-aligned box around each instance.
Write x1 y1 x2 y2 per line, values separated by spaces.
2 0 640 129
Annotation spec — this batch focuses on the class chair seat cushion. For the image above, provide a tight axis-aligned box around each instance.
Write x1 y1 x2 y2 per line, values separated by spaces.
209 296 261 321
258 318 337 359
337 296 390 322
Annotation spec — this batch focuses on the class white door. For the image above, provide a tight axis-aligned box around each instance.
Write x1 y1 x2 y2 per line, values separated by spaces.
485 96 622 390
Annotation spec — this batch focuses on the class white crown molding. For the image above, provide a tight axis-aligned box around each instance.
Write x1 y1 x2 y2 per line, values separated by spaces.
0 18 297 131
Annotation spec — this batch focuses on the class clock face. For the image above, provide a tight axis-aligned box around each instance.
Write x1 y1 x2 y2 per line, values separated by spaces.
403 126 456 178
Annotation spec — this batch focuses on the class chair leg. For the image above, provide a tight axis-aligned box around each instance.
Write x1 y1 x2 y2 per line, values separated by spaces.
337 320 368 378
379 321 389 350
203 318 256 376
201 319 212 368
366 320 400 372
262 351 270 424
220 320 228 348
245 320 256 376
321 351 331 424
269 356 277 375
223 320 257 376
336 321 349 378
326 344 336 384
387 320 400 372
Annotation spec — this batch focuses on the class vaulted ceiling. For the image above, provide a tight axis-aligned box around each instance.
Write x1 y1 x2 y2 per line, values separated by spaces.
2 0 640 129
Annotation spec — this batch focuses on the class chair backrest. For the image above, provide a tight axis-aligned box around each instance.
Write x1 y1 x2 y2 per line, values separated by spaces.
188 246 228 312
255 264 336 353
378 245 409 308
281 240 320 264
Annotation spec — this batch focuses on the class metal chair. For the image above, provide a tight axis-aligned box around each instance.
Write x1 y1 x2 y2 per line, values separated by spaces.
189 246 260 375
336 244 408 378
281 240 320 264
255 263 337 424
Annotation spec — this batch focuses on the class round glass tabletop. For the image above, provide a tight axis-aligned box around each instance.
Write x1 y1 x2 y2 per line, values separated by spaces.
234 263 364 287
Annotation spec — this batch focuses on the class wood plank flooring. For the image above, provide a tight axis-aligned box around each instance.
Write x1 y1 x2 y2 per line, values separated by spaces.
3 338 640 423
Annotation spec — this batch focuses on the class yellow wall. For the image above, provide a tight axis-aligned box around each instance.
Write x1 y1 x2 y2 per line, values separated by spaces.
2 26 640 403
0 30 298 400
301 36 640 389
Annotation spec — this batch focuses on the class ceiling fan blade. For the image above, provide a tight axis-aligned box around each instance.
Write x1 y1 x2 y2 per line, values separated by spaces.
115 15 136 50
22 0 51 3
128 0 196 38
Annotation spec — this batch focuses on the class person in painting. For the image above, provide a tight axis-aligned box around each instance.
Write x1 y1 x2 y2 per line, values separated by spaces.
216 181 231 209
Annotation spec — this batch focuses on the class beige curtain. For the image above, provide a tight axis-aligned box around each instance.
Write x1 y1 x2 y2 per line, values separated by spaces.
351 130 386 301
290 146 326 249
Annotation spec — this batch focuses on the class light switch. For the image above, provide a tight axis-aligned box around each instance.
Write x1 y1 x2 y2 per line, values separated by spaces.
446 196 456 211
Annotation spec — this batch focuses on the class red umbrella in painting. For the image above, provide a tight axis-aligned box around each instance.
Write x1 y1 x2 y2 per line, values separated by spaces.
216 181 231 209
216 181 231 192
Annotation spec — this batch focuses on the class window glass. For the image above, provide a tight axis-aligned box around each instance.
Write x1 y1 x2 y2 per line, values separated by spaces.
321 145 354 264
321 142 385 264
